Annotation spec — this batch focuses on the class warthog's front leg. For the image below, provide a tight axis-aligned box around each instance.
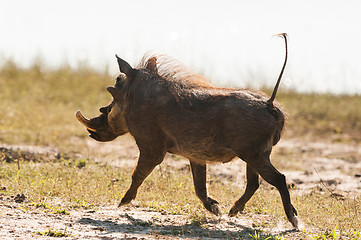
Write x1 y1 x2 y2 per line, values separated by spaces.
229 163 259 216
190 161 220 216
118 150 165 207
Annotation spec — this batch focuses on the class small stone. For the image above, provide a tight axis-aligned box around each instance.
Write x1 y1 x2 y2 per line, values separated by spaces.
14 193 26 203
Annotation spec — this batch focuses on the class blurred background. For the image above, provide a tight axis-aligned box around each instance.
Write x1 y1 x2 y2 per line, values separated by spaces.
1 2 361 238
1 0 360 94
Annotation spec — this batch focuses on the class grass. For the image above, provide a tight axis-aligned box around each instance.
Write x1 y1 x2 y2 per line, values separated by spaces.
36 227 69 237
1 61 361 239
0 59 111 151
275 91 361 143
1 151 360 239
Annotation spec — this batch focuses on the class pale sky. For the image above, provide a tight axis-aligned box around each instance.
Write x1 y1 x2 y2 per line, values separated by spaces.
1 0 361 94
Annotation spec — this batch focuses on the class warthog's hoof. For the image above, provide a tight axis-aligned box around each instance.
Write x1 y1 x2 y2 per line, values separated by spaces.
289 206 299 229
290 216 299 230
118 197 132 207
228 208 238 217
228 204 245 217
204 197 220 216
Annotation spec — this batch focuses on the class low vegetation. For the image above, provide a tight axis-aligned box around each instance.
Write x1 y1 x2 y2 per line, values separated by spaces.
36 227 69 237
1 61 361 239
275 91 361 143
1 148 360 239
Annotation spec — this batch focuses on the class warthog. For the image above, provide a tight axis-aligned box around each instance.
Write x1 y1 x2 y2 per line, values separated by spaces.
76 33 298 228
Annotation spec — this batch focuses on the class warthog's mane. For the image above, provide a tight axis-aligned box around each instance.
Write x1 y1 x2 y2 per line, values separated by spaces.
137 53 211 88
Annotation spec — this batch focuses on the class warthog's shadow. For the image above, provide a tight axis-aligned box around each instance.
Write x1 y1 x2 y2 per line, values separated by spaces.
77 214 297 239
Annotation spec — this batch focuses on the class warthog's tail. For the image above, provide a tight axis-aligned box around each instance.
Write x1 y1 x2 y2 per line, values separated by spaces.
267 33 288 106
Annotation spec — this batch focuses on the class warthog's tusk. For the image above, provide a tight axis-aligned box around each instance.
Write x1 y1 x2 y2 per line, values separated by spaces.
76 111 97 131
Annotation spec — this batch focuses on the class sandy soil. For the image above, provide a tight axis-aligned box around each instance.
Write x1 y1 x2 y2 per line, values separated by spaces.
1 136 361 239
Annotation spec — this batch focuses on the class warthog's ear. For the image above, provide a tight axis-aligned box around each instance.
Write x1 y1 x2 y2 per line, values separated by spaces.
145 57 158 74
115 54 135 78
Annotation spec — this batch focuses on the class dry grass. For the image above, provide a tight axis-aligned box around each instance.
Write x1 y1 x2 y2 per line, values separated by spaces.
0 60 111 150
1 152 360 239
275 91 361 143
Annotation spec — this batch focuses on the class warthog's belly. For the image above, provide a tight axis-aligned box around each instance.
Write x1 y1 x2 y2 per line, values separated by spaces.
168 144 236 164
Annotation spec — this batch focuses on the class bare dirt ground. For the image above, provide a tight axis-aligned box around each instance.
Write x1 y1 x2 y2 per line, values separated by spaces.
1 136 361 239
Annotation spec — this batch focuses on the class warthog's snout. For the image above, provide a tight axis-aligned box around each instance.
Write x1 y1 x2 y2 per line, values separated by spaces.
76 110 120 142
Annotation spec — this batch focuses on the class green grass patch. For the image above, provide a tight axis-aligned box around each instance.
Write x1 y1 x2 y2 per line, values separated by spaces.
36 227 69 237
0 159 128 207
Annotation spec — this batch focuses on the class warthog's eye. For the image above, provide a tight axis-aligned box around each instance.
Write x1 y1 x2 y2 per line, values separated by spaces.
116 74 126 82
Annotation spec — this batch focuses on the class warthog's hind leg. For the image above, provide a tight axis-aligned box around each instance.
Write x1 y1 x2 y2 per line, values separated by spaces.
229 163 259 217
249 152 299 229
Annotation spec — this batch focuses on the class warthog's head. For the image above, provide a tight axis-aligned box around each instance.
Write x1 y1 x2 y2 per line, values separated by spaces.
76 55 154 141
